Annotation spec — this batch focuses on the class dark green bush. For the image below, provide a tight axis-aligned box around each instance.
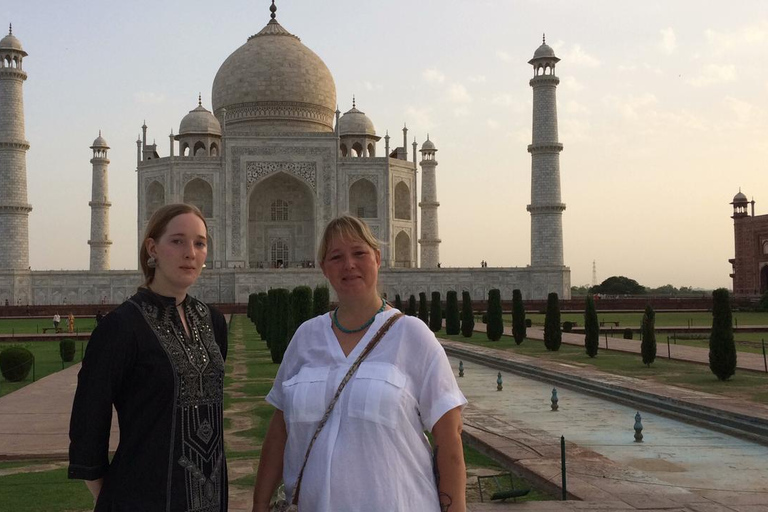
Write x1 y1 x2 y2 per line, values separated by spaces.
394 294 403 312
429 292 442 332
709 288 736 380
407 295 417 316
511 289 526 345
60 339 76 362
543 293 562 351
290 286 313 340
0 347 34 382
525 318 532 328
418 292 429 325
584 295 599 358
623 328 633 340
270 289 291 364
641 305 657 367
460 291 474 337
562 321 573 333
312 285 330 317
445 291 460 335
486 289 503 341
256 292 268 338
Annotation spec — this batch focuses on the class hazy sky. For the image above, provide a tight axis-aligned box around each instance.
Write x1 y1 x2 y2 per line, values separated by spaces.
4 0 767 290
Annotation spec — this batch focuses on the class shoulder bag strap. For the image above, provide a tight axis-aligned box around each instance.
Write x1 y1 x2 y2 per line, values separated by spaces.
291 311 404 505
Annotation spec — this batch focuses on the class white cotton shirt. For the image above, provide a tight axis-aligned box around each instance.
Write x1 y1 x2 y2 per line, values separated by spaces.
266 308 467 512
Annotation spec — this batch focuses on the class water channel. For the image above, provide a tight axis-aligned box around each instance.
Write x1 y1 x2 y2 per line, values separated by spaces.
452 357 768 495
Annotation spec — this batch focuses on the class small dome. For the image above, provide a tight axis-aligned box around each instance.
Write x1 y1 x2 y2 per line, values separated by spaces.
91 132 109 149
733 190 748 203
338 106 376 137
421 138 436 151
0 27 27 55
532 43 556 60
179 103 222 136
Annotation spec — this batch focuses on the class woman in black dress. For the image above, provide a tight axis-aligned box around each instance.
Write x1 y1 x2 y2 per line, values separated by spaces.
68 203 228 511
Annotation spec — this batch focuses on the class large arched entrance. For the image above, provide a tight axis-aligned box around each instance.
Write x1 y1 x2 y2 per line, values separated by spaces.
349 178 377 219
247 172 315 268
394 231 412 268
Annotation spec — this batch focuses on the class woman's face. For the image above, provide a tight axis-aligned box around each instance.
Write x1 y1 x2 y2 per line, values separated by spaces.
145 213 207 295
320 234 381 301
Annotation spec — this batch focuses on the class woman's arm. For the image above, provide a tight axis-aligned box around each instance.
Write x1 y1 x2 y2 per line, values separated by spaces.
252 410 288 512
85 478 103 501
431 407 466 512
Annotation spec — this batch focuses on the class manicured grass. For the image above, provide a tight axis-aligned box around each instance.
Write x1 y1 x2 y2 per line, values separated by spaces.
0 318 97 334
0 340 88 398
440 329 768 404
505 311 768 328
0 467 92 512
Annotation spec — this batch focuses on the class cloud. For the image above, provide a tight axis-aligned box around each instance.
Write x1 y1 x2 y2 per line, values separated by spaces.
658 28 677 54
496 50 512 63
405 106 435 130
724 96 755 125
561 76 584 92
446 83 472 103
468 75 487 83
422 68 446 84
551 41 600 67
705 22 768 56
687 64 736 87
133 91 166 104
487 119 500 129
453 106 471 117
564 100 589 115
491 93 528 113
606 93 658 120
364 81 383 91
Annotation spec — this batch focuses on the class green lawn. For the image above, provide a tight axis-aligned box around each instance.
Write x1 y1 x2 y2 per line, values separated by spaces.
0 340 88 398
0 318 97 335
507 311 768 328
0 467 92 512
441 329 768 405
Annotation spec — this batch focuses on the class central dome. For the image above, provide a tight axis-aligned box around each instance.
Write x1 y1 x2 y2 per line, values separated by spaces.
212 18 337 134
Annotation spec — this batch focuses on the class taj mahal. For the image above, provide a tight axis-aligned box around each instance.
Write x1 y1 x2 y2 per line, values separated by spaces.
0 4 570 305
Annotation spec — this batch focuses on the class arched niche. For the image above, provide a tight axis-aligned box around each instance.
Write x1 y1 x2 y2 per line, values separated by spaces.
146 181 165 220
247 172 315 268
352 142 363 157
206 234 213 265
394 181 411 220
340 143 348 157
210 143 219 157
193 141 206 156
395 231 411 268
183 178 213 218
349 178 377 218
367 143 375 157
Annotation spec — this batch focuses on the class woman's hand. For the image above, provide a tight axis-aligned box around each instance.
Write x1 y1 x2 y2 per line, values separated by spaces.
432 407 466 512
252 410 288 511
84 478 103 506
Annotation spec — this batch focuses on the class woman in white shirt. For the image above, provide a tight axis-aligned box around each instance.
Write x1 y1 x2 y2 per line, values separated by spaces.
252 215 467 512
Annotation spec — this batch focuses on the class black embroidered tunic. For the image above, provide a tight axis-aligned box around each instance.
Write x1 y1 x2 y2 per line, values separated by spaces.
68 288 228 512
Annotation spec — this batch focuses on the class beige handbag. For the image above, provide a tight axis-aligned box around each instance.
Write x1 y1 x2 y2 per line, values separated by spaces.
269 313 403 512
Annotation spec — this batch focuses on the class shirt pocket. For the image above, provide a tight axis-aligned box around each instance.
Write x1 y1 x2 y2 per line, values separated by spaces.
282 366 330 424
348 362 407 429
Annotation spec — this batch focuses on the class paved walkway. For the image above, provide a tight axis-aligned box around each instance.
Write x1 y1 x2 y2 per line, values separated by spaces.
477 323 768 373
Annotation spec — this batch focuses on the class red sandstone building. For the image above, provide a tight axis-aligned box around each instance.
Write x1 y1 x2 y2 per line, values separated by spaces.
730 191 768 295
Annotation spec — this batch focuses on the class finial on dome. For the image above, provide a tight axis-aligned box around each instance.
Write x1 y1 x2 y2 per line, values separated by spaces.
427 133 430 141
198 93 202 106
270 0 277 20
8 23 12 35
352 95 356 109
543 33 546 44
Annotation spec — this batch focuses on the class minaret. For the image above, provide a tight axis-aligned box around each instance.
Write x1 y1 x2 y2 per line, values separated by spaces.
88 132 112 271
527 35 565 267
419 136 440 268
0 25 32 270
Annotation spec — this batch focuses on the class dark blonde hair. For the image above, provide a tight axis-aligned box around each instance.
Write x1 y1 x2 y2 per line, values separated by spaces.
140 203 207 286
318 215 380 262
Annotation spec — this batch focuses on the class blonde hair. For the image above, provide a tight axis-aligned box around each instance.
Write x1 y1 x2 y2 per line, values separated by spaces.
140 203 207 286
318 215 380 262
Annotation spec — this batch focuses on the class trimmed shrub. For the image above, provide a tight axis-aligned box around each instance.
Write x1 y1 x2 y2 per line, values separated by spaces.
511 289 526 345
407 295 417 316
623 328 633 340
584 295 599 358
486 289 503 341
290 286 313 340
312 285 330 317
394 294 403 312
265 289 277 348
270 289 291 364
562 321 573 333
525 318 532 328
429 292 443 332
418 292 429 325
709 288 737 380
256 292 268 338
641 305 657 367
60 339 76 362
543 293 562 351
460 291 474 337
445 291 460 335
0 347 34 382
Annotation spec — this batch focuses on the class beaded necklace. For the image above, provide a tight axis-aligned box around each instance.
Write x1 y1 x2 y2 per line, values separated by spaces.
333 298 386 334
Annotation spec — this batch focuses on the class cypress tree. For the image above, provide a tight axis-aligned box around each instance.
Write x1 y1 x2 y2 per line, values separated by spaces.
256 292 268 338
584 295 600 358
486 289 503 341
641 304 656 367
418 292 429 325
394 294 403 312
265 289 277 348
511 289 526 345
429 292 443 332
407 294 417 316
543 292 562 351
709 288 737 381
270 288 291 364
445 291 460 335
247 293 257 323
460 291 474 337
290 286 313 340
312 285 330 317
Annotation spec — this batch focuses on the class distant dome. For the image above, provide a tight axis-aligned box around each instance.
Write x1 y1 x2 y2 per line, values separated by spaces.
733 190 748 203
532 43 556 59
421 138 436 151
179 103 221 136
0 27 27 55
91 132 109 149
211 17 336 133
338 106 376 137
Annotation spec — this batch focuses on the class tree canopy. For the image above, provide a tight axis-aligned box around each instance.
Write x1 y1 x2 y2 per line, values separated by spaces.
591 276 645 295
